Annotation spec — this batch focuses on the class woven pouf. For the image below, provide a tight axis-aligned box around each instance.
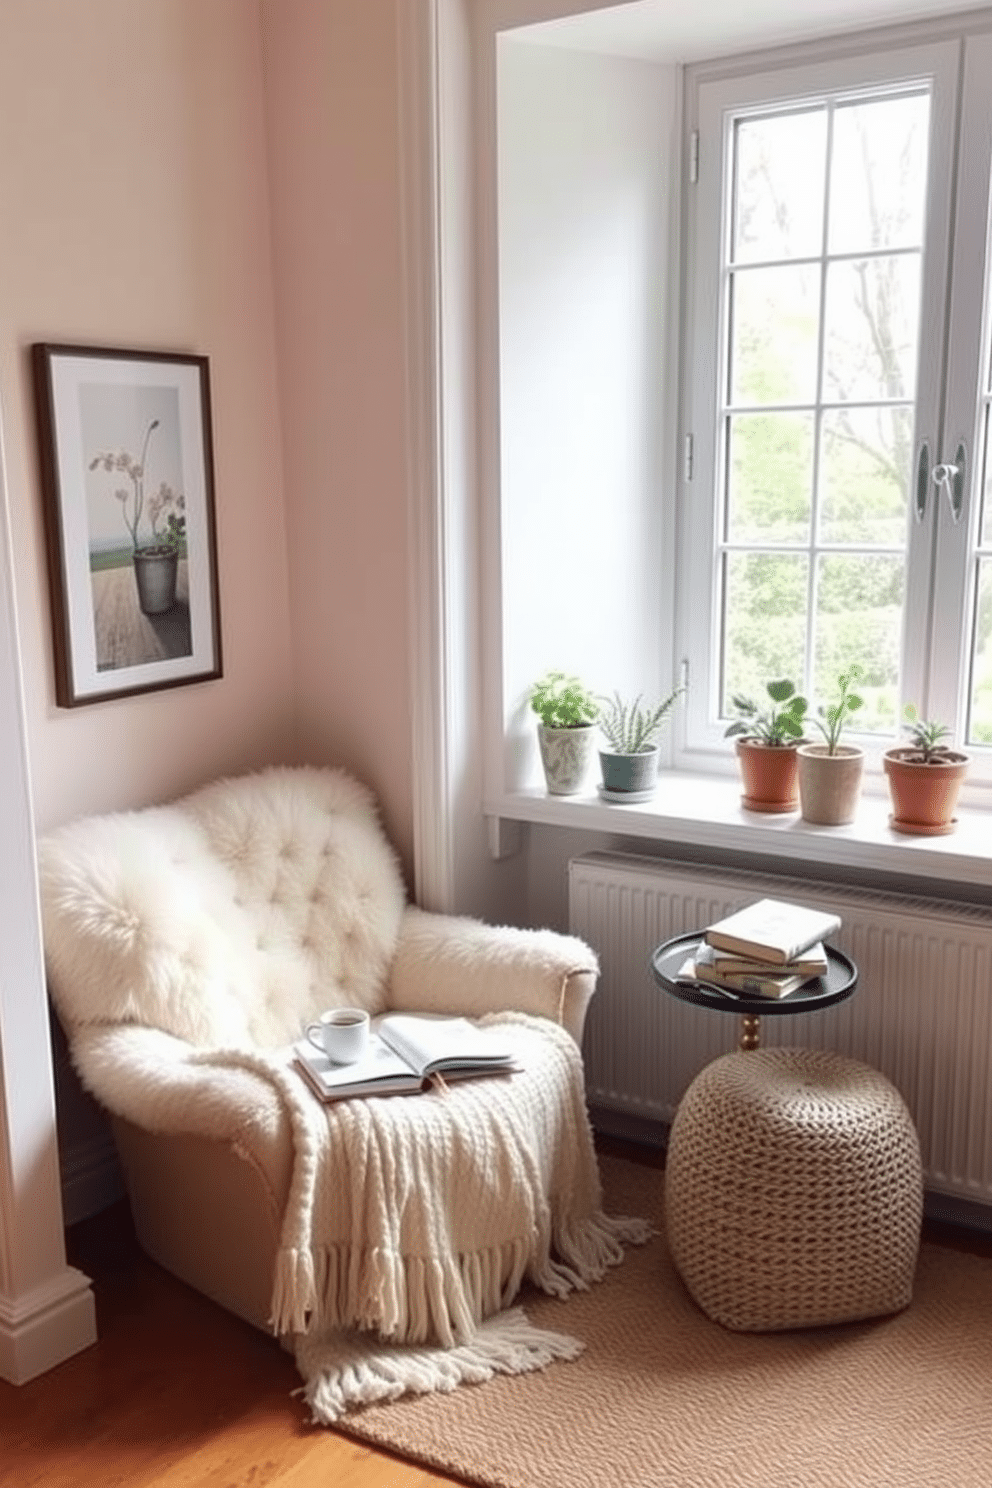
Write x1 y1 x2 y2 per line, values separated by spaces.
665 1047 923 1332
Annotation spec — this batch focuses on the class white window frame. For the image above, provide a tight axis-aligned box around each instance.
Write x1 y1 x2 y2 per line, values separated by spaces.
676 36 966 771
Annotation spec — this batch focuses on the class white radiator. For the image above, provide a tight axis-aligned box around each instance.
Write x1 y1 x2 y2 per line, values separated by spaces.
569 851 992 1213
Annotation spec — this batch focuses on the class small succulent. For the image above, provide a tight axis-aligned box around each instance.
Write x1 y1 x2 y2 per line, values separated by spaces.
598 688 685 754
530 671 599 730
809 664 865 755
900 705 955 763
724 679 808 746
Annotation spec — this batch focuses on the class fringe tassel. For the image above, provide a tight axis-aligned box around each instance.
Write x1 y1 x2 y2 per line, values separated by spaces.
533 1211 655 1299
270 1246 317 1336
296 1307 585 1425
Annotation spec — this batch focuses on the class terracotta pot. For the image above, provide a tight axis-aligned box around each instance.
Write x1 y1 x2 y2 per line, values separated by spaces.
883 748 970 835
537 723 597 796
734 738 802 813
797 743 865 826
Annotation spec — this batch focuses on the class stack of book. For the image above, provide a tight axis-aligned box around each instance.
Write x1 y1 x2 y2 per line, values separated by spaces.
679 896 842 999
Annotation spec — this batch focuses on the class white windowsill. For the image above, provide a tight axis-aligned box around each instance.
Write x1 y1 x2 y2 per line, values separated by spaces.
489 771 992 895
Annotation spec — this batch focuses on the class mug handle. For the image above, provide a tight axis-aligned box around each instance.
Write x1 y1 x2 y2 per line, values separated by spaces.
305 1023 325 1053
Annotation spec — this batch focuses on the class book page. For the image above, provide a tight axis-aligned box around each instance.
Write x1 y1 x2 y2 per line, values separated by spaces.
377 1014 515 1076
294 1031 415 1093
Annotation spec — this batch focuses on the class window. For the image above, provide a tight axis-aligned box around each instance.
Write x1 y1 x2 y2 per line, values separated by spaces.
678 30 992 777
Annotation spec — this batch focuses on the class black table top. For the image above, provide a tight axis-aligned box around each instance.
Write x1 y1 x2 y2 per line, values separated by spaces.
651 931 859 1018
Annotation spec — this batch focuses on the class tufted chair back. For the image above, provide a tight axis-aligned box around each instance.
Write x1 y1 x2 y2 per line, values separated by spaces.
38 766 407 1049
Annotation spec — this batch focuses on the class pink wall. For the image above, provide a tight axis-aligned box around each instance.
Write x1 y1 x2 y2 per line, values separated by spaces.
0 0 298 833
261 0 414 874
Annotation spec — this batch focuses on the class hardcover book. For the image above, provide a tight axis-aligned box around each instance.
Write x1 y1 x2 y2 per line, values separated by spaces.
293 1013 518 1101
692 940 828 980
703 898 841 966
677 956 810 999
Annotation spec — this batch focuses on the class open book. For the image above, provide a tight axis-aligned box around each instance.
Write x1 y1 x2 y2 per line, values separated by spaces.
293 1013 519 1101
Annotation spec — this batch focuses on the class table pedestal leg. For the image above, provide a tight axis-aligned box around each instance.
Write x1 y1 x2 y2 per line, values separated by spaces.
740 1013 761 1051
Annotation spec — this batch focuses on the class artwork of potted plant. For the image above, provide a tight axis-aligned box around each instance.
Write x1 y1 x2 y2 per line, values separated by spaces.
724 678 808 813
529 671 599 795
597 687 685 799
89 418 187 616
883 707 970 835
797 664 866 825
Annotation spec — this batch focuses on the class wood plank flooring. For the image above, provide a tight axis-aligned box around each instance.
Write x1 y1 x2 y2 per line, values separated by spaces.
0 1199 460 1488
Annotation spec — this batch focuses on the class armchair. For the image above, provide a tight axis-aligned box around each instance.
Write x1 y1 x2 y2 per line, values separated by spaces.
38 766 604 1342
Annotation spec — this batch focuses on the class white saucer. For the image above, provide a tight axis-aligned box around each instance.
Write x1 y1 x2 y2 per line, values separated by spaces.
597 785 657 804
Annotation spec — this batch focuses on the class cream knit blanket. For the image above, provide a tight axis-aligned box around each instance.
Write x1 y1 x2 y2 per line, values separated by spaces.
204 1013 648 1355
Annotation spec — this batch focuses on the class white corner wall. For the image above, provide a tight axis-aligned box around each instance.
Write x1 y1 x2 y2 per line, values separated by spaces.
492 38 680 793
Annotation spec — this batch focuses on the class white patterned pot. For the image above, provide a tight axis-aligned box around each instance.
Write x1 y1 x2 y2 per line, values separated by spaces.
537 723 597 795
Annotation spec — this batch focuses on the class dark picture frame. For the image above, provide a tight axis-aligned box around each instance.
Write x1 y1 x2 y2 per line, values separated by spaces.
32 343 222 706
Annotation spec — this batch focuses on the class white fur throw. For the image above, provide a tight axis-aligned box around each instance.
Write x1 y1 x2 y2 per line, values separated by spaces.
39 766 406 1049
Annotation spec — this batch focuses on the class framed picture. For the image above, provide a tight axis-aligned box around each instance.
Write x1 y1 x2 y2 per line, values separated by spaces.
32 343 223 706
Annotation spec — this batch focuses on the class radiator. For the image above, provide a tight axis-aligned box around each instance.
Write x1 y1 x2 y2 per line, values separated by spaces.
569 851 992 1212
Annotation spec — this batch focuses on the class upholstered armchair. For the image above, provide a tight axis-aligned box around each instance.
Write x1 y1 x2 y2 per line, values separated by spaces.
38 766 601 1340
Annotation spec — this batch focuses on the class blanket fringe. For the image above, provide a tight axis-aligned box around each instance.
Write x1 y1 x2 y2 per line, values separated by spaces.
536 1210 655 1297
295 1306 584 1425
273 1214 652 1342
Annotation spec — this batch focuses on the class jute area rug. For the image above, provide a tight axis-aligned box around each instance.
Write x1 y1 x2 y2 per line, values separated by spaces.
337 1152 992 1488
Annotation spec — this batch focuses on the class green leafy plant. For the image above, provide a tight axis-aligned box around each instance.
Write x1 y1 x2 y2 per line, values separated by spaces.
530 671 599 730
724 678 808 746
598 687 685 754
809 664 866 754
899 704 955 763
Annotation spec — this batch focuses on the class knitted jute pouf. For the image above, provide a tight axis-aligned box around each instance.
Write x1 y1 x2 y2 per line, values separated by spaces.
665 1047 923 1332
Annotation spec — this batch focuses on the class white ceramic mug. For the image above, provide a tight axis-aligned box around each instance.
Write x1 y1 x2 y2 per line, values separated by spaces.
305 1007 370 1064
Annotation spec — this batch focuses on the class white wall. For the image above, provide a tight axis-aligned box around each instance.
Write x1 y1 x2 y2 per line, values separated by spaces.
492 40 680 792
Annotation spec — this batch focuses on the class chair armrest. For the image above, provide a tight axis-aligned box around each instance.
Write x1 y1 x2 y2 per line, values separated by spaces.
69 1024 286 1153
387 906 598 1044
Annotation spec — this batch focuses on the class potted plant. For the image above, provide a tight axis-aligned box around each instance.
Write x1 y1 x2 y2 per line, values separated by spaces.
597 687 685 798
724 678 808 813
530 671 599 795
797 664 866 825
883 706 970 835
89 418 187 615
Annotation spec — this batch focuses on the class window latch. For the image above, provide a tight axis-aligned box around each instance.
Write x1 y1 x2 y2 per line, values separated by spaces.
933 443 966 525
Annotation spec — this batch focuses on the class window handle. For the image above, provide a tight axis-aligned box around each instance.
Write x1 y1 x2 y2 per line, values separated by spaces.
915 440 929 523
933 442 967 525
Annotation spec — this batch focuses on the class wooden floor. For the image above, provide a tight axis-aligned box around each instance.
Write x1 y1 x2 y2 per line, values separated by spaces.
0 1199 462 1488
2 1134 987 1488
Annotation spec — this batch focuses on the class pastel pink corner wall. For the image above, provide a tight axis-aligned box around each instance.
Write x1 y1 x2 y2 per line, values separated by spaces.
0 0 298 833
260 0 415 874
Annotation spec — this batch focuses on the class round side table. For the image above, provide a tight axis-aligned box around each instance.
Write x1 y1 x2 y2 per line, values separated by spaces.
651 931 858 1050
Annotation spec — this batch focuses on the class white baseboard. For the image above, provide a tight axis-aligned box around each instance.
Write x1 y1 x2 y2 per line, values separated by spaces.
0 1267 96 1384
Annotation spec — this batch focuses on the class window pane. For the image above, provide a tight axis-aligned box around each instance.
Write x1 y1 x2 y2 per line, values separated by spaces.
981 405 992 548
819 406 913 544
814 553 903 730
828 93 930 256
729 264 820 404
722 552 808 712
968 558 992 744
823 256 921 403
727 413 813 543
733 110 826 263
